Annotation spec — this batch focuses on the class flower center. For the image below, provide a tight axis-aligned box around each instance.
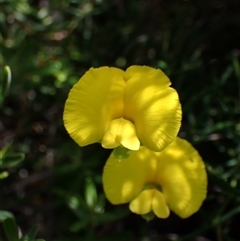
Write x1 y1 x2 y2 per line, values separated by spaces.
101 118 140 152
143 182 162 192
129 186 170 219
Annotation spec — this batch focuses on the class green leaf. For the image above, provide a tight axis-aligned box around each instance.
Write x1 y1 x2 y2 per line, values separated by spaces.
95 209 129 223
0 171 9 179
20 237 45 241
84 177 97 209
0 65 12 105
0 146 25 169
0 210 14 222
232 52 240 79
207 172 240 195
3 217 19 241
20 239 45 241
20 225 39 241
69 219 88 232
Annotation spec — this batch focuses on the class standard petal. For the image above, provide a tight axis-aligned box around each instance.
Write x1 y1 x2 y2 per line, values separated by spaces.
102 147 157 204
63 67 125 146
154 137 207 218
124 65 182 152
101 118 140 150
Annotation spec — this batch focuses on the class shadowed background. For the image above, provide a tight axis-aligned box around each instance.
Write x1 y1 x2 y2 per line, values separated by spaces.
1 0 240 240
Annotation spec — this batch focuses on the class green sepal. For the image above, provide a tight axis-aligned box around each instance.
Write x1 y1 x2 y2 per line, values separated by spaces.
113 146 131 159
141 211 155 222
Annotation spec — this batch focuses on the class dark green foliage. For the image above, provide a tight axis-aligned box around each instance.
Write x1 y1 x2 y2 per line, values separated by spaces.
1 0 239 240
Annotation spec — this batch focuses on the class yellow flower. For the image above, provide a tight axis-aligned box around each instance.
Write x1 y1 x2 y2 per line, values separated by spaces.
63 66 181 152
103 137 207 219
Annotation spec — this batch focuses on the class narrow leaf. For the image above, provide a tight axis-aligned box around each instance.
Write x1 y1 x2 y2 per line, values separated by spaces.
0 210 14 221
3 217 19 241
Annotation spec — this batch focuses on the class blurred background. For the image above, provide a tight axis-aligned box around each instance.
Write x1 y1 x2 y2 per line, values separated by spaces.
1 0 240 240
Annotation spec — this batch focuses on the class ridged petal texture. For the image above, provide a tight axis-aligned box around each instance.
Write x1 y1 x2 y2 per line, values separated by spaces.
102 118 140 150
64 65 182 151
63 67 125 146
124 66 182 151
155 137 207 218
103 137 207 218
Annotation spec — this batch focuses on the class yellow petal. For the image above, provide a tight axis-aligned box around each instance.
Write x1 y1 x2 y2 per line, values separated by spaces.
129 189 153 215
102 147 157 204
154 137 207 218
129 189 170 218
124 65 182 152
152 190 170 219
101 118 140 150
63 67 125 146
